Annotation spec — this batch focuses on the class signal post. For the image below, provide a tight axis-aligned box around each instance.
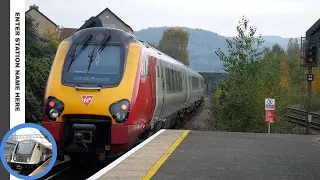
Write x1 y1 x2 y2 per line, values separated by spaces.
303 18 320 135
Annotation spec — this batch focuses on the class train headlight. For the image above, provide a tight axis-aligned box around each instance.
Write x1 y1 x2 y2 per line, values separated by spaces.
14 157 16 161
45 96 65 121
26 158 30 162
116 111 127 120
109 99 130 123
49 109 59 119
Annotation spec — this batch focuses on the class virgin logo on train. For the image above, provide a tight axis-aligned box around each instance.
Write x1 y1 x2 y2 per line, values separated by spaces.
82 95 94 106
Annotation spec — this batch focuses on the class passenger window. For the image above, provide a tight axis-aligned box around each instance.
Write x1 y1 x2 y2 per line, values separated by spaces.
156 66 160 77
170 70 174 93
165 68 170 93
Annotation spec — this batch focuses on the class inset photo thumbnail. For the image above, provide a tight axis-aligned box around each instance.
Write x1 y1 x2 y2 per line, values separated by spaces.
0 123 57 180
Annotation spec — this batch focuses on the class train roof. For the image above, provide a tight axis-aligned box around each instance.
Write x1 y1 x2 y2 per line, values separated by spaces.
13 128 52 149
18 139 52 149
6 139 18 145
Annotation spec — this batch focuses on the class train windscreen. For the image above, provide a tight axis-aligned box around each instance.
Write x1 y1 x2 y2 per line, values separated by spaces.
16 141 36 155
64 44 122 85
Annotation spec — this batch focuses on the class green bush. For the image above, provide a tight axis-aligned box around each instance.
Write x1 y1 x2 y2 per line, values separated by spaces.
213 16 295 133
25 16 57 123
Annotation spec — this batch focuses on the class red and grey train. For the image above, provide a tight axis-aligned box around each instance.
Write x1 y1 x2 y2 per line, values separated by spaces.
43 18 205 163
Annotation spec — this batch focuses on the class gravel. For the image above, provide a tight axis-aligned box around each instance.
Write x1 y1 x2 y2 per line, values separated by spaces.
181 94 216 131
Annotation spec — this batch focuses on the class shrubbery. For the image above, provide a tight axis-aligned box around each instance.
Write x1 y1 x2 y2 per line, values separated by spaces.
213 16 297 133
25 16 60 123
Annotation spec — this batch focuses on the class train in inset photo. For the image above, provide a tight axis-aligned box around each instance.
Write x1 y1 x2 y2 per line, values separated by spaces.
4 127 53 176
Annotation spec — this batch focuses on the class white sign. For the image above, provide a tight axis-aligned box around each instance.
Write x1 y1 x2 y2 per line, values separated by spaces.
265 98 275 110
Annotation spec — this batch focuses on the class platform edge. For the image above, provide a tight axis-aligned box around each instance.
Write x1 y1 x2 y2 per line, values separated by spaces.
141 130 190 180
87 129 166 180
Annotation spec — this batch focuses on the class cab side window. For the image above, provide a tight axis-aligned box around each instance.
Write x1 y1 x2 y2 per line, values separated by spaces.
141 53 149 77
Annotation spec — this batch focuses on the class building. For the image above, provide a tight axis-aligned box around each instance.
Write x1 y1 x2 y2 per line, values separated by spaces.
25 4 133 39
25 5 58 38
96 8 133 34
59 28 77 39
59 7 134 38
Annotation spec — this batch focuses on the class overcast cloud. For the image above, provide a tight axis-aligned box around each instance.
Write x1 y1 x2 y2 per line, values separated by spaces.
25 0 320 38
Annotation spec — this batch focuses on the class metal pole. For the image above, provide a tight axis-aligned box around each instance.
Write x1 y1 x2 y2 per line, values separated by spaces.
306 66 312 135
268 122 270 134
300 36 304 110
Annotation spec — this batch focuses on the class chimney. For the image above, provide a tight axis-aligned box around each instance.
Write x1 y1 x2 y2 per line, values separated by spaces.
29 4 39 10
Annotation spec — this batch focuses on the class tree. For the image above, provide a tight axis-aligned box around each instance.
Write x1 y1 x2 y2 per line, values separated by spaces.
25 16 60 123
157 27 190 66
215 16 265 74
271 44 285 54
286 38 300 81
43 25 62 49
213 16 294 133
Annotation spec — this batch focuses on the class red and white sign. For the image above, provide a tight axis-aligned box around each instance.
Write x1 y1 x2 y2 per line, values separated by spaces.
265 110 275 122
265 98 275 110
81 95 94 106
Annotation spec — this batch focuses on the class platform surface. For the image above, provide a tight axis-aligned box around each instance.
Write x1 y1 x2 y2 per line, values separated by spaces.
29 155 70 176
29 158 52 176
89 130 320 180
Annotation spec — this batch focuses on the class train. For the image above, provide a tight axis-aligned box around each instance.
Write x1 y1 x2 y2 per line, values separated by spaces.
10 139 52 172
43 17 205 164
5 139 17 165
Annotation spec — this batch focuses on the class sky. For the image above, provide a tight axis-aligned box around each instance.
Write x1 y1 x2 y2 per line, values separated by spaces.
25 0 320 38
9 127 52 148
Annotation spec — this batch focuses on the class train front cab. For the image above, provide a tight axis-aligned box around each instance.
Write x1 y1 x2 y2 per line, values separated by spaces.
10 140 43 172
43 28 150 163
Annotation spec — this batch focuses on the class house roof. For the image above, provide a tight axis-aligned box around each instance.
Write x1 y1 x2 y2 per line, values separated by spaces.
25 7 58 28
60 28 77 38
96 7 134 32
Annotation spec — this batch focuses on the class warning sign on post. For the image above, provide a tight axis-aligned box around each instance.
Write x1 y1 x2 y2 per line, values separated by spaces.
265 110 275 122
265 98 275 110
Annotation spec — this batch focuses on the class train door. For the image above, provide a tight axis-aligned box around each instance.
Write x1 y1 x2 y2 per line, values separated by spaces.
38 143 43 163
185 70 190 104
150 55 165 130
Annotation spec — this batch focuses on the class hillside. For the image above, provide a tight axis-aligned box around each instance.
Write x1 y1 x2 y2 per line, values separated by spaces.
134 27 293 72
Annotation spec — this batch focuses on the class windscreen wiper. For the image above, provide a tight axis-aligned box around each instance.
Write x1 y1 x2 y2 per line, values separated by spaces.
67 34 93 72
86 32 111 73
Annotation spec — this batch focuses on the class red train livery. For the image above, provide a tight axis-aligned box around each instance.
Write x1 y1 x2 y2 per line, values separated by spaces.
43 19 204 163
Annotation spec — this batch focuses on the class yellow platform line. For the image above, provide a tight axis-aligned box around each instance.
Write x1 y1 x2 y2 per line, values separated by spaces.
141 130 190 180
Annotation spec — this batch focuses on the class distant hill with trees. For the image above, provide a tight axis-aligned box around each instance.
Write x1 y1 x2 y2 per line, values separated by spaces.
134 27 294 72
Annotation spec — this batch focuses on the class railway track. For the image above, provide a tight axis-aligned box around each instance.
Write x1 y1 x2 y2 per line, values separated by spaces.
175 105 200 129
41 165 72 180
285 106 320 131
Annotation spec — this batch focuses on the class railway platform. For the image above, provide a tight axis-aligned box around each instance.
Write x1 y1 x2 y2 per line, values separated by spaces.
88 129 320 180
29 155 70 176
